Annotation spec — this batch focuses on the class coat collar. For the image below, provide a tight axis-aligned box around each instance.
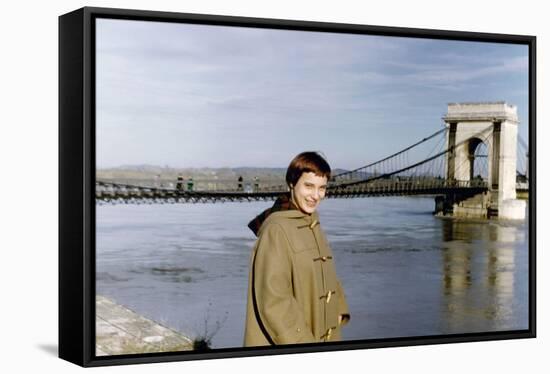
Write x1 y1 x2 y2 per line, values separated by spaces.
247 194 319 236
268 209 319 222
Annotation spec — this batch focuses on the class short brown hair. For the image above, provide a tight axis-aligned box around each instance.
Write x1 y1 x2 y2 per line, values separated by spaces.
285 152 331 187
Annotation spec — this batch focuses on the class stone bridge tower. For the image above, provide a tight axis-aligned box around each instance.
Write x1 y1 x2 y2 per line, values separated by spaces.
443 102 525 219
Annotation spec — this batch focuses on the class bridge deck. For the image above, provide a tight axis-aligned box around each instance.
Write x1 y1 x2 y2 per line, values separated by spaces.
96 180 489 204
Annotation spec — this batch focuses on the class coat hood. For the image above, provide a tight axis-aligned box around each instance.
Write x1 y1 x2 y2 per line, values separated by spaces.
248 193 318 236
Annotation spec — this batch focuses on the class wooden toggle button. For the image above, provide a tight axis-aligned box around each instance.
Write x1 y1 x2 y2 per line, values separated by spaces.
313 256 333 262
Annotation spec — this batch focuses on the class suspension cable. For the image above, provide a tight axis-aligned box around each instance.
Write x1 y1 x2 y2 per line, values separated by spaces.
333 127 447 179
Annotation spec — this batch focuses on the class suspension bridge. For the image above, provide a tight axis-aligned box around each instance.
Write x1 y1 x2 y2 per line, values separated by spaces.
96 102 529 219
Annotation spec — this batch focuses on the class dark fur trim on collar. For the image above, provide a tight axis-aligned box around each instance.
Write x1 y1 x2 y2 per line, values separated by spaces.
247 193 297 236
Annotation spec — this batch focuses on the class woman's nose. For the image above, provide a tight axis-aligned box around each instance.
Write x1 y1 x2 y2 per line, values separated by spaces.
312 189 320 200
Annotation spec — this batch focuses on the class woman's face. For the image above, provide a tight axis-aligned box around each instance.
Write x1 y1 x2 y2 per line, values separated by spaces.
291 172 328 215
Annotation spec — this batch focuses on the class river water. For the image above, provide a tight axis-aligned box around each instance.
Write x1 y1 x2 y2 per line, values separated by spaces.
96 196 529 349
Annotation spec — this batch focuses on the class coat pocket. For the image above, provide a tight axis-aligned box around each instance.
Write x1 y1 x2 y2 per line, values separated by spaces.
275 324 316 344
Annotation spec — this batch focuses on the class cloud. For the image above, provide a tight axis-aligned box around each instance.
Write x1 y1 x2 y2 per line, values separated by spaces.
352 55 528 93
95 19 529 168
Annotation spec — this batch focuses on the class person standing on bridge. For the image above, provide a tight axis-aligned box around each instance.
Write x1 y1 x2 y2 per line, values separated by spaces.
244 151 350 346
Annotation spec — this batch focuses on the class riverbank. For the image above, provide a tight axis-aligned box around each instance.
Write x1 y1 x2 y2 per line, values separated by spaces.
96 295 193 356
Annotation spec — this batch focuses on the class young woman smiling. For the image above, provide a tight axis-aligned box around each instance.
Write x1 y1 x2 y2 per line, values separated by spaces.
244 152 350 346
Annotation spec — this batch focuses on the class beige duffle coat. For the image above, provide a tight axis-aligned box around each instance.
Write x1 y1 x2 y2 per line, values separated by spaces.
244 209 350 346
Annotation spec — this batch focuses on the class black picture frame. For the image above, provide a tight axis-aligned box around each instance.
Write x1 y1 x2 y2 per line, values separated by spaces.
59 6 536 367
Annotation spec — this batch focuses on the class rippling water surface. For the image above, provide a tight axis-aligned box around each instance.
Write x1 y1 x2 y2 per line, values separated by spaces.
96 197 529 348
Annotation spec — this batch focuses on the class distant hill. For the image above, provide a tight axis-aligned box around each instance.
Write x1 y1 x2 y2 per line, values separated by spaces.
96 165 351 182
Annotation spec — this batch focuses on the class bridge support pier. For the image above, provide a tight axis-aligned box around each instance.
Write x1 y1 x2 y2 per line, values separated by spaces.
435 191 525 220
441 102 526 220
434 192 491 219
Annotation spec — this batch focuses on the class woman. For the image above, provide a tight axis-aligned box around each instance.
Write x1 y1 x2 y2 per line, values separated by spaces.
244 152 350 346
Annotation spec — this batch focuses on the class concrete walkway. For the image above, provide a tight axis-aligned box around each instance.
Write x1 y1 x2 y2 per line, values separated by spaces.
96 295 194 356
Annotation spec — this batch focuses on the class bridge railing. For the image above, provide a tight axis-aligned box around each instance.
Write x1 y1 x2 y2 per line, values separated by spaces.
95 177 490 203
96 177 288 193
328 178 488 194
97 178 488 195
516 182 529 190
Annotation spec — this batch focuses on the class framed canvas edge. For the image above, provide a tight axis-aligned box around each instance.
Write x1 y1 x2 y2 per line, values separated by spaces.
528 36 537 339
80 5 536 43
59 7 96 367
59 7 85 367
58 6 537 368
83 330 535 367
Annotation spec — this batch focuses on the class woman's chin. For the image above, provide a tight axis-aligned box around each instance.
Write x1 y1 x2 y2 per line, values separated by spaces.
300 205 317 214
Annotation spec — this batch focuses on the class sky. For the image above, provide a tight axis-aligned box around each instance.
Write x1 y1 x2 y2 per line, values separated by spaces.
96 18 530 171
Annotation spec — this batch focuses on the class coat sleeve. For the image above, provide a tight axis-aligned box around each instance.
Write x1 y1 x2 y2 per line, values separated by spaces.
336 280 351 326
253 223 316 344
